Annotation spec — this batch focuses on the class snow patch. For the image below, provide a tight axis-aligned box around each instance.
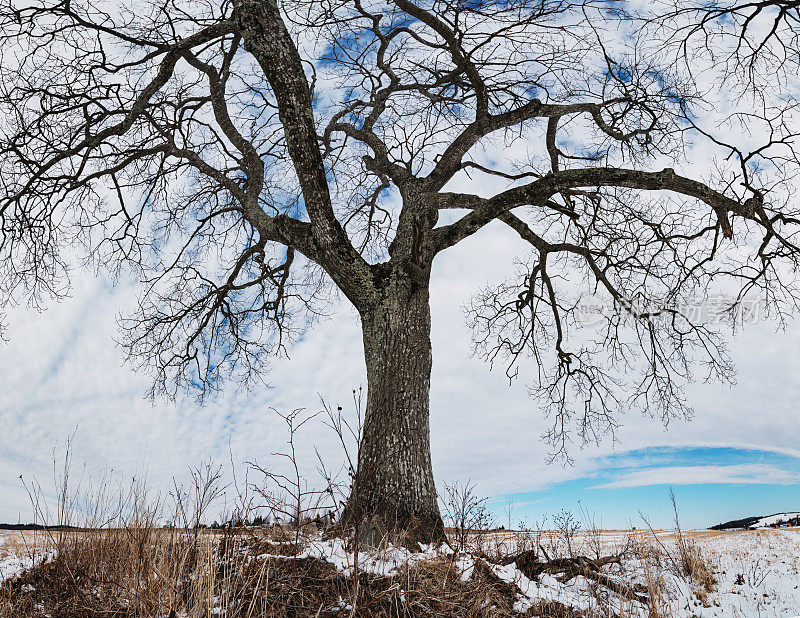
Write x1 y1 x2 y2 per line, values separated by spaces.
750 513 800 528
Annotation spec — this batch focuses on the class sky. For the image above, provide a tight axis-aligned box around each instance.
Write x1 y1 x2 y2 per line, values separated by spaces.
1 2 800 532
1 214 799 530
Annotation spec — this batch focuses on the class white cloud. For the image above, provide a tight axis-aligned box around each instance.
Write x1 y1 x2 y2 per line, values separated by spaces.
591 464 800 490
3 220 800 522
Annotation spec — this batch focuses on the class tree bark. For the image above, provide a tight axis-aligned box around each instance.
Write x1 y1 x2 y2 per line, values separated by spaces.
342 268 446 545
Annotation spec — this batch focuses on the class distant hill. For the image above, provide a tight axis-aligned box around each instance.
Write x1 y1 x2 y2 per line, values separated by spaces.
710 512 800 530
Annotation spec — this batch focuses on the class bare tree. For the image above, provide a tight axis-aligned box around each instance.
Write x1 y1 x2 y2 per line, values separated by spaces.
2 0 800 543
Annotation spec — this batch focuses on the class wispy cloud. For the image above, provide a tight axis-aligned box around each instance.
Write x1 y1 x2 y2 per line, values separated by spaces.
591 464 800 489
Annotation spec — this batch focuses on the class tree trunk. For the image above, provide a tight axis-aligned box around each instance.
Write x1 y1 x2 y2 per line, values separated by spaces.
342 270 446 545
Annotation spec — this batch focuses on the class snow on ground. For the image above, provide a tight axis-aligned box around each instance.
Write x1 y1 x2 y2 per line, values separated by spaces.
0 531 53 584
493 528 800 617
0 552 39 583
299 537 448 576
246 536 451 576
242 528 800 616
689 528 800 617
2 528 800 616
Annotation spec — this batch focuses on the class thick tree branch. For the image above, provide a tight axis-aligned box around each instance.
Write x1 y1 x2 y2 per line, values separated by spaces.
433 167 739 251
233 0 375 305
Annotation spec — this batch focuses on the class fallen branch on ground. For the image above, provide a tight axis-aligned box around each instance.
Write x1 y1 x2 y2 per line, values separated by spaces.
500 551 647 604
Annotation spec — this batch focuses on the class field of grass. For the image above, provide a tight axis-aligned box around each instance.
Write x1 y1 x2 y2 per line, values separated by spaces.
2 525 799 617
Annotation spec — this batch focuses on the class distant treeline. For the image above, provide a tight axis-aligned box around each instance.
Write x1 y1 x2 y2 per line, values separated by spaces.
0 524 79 531
708 516 763 530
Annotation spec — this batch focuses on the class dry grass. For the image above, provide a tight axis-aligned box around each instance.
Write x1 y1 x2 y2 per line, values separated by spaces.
0 527 593 617
0 532 32 563
0 522 733 618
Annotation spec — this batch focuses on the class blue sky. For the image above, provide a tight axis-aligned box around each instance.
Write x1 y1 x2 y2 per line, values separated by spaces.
486 447 800 530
